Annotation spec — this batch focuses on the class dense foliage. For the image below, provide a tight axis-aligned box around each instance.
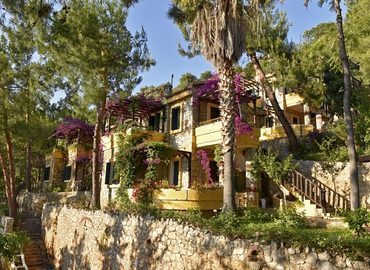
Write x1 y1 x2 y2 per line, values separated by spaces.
115 132 173 205
196 149 213 185
0 231 29 260
344 208 370 237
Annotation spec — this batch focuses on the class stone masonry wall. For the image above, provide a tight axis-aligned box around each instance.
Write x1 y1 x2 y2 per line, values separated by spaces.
42 204 369 270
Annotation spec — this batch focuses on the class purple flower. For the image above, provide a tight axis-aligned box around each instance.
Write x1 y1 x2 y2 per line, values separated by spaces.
196 149 213 185
235 115 253 135
52 117 94 141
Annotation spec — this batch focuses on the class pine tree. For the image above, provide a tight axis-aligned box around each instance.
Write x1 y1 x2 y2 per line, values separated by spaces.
42 0 154 208
304 0 360 209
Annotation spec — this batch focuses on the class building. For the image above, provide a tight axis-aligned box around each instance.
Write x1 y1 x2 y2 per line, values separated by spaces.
100 75 325 210
43 118 93 191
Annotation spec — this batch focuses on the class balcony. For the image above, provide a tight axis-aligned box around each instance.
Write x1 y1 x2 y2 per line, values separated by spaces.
285 93 304 108
260 124 314 141
128 187 223 210
126 127 165 142
102 128 165 151
195 119 260 148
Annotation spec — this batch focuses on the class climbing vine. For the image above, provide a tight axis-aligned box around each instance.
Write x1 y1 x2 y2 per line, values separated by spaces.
115 132 148 189
115 132 174 206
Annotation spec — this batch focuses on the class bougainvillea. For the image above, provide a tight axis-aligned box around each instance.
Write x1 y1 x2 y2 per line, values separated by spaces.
106 94 164 122
52 117 94 142
235 115 253 135
131 179 159 205
75 155 92 163
234 73 243 103
193 73 252 106
193 75 220 106
196 149 213 185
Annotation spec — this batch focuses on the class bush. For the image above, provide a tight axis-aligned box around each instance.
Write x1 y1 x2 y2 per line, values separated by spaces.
275 207 308 228
241 207 276 223
0 231 29 260
210 211 240 235
344 208 370 237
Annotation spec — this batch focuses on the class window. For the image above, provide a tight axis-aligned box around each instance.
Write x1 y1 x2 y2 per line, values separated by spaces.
171 106 181 131
266 116 274 127
172 160 180 186
149 113 161 131
210 106 220 120
63 165 72 181
105 162 118 185
43 167 50 181
293 117 299 124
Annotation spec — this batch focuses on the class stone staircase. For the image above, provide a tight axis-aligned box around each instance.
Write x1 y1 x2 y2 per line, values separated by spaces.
19 213 53 270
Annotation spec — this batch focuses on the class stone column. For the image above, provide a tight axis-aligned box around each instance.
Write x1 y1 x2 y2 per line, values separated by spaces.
1 216 14 233
181 157 189 189
245 161 258 189
316 114 323 131
304 104 311 125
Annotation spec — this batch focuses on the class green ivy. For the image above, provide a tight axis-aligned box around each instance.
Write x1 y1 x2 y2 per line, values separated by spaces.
115 132 148 189
115 132 174 206
144 142 173 181
214 144 223 167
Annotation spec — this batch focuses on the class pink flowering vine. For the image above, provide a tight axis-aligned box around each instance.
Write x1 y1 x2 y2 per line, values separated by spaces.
52 117 94 142
235 115 253 135
143 157 162 165
193 73 251 106
196 149 213 185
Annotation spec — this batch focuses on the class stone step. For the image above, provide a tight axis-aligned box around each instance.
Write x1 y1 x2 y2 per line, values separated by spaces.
19 212 52 270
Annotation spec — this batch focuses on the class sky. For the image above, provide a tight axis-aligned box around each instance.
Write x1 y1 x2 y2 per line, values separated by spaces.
126 0 338 92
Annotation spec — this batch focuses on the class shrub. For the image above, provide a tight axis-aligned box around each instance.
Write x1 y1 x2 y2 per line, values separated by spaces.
241 207 276 223
275 207 308 228
210 211 240 235
344 208 370 237
0 231 29 260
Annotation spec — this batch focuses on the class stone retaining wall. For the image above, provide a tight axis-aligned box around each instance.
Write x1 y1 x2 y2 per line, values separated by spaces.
41 204 369 270
17 191 90 216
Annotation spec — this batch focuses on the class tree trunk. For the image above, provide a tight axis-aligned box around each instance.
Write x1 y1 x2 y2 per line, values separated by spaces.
25 84 32 192
91 100 106 209
0 152 16 217
249 52 298 152
25 138 32 191
218 60 236 212
333 0 359 209
2 109 17 217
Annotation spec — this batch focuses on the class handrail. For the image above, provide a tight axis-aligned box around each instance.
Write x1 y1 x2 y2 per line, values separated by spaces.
288 170 350 213
198 117 221 127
